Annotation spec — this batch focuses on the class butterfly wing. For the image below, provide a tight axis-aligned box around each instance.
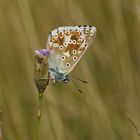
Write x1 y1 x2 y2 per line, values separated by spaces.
47 25 96 77
79 25 97 46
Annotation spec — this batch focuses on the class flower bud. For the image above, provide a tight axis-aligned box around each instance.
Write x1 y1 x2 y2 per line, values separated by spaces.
34 49 50 93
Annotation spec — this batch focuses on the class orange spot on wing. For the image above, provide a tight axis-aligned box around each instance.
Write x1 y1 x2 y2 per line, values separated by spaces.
73 44 81 50
75 31 81 36
64 44 74 52
70 30 75 34
58 33 64 39
71 35 78 40
78 47 85 52
58 37 64 45
52 38 58 44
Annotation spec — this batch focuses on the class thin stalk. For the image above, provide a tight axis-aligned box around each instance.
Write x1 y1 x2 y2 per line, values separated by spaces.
126 113 140 137
0 109 3 140
34 92 44 140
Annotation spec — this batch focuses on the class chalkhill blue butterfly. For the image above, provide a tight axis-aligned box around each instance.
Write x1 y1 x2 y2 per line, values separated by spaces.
35 25 96 91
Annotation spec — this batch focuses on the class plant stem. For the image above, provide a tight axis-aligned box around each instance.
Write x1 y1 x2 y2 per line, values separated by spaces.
126 113 140 137
0 109 3 140
34 92 43 140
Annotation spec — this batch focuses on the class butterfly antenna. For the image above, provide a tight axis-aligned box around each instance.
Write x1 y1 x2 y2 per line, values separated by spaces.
70 76 88 84
71 80 83 93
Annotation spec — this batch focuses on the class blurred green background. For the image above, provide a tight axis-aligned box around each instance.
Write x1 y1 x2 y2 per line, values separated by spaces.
0 0 140 139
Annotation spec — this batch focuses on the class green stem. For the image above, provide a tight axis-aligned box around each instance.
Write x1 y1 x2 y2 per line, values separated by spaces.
34 92 43 140
0 109 3 140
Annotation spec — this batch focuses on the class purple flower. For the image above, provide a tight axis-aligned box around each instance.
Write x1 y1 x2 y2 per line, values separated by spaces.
35 49 50 56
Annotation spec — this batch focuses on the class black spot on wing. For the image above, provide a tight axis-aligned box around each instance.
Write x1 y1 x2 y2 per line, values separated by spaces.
83 25 87 27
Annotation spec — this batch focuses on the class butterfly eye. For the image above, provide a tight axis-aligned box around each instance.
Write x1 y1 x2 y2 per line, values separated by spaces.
61 56 65 60
66 63 70 67
73 40 76 44
64 42 68 47
50 50 54 54
72 50 77 54
73 56 77 61
59 45 64 50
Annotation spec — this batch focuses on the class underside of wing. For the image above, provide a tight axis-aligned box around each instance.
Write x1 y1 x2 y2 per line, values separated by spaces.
46 25 96 75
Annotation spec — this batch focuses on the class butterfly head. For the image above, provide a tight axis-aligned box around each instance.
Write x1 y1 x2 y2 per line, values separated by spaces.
62 75 70 83
48 67 70 84
55 75 70 85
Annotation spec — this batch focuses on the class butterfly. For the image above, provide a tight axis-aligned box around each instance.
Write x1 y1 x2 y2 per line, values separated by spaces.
47 25 96 83
35 25 96 90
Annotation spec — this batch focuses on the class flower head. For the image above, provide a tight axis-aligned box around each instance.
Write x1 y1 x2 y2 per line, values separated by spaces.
35 49 50 56
34 49 50 93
